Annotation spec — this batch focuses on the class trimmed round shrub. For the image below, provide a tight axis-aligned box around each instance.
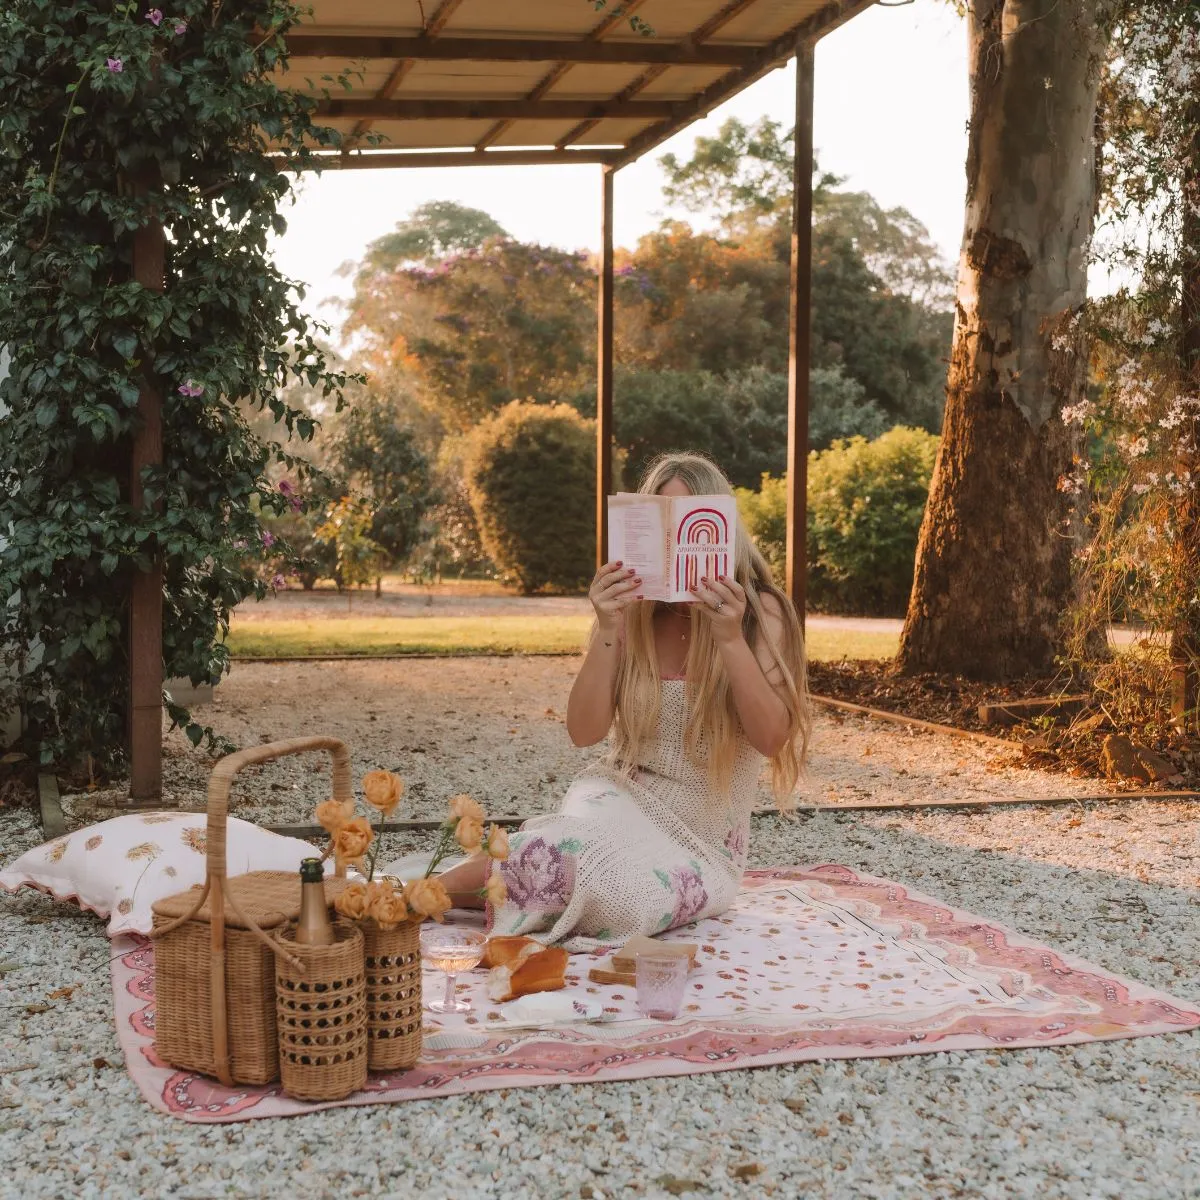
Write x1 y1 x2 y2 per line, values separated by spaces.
462 401 597 593
736 426 938 615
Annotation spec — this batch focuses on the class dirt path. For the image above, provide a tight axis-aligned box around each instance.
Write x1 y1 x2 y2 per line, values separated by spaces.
65 658 1120 831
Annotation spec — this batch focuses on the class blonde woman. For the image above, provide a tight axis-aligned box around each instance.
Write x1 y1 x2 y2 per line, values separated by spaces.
440 452 811 950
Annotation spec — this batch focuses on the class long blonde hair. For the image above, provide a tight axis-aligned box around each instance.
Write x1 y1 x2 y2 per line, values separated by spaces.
609 453 811 810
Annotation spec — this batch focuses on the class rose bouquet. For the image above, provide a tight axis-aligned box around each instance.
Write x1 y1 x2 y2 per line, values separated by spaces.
313 770 509 928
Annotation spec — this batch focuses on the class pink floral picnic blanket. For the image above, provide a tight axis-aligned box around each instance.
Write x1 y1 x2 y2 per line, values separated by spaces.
111 865 1200 1122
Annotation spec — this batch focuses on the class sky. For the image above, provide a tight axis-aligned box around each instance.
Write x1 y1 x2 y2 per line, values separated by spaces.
270 0 970 335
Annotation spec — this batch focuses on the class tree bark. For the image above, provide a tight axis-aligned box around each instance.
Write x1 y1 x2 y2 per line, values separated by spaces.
898 0 1105 680
1171 84 1200 730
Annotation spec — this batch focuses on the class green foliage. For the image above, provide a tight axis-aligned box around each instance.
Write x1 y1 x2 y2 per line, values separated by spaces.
462 403 598 593
0 0 348 770
349 201 508 278
316 497 384 598
347 240 596 429
328 387 433 564
570 364 888 491
737 427 939 615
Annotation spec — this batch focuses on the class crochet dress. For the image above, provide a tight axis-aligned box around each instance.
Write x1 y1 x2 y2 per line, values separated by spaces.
488 678 763 951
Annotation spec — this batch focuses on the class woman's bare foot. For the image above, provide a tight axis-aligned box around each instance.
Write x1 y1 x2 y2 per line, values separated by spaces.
435 855 490 909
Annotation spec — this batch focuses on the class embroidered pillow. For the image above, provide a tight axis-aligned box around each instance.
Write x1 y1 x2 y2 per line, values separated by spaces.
0 812 322 936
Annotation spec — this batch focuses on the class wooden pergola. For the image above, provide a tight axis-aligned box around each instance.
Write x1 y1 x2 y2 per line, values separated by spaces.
128 0 878 798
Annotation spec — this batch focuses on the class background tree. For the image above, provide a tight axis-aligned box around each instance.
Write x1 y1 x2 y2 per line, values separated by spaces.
347 239 595 429
327 385 433 589
898 0 1110 679
347 200 508 278
462 402 600 593
1063 3 1200 729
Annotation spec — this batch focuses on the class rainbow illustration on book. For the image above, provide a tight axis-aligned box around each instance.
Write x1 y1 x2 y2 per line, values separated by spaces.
606 492 738 602
675 506 732 593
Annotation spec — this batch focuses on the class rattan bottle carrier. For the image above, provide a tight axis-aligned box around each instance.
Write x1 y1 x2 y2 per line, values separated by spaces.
275 918 369 1102
362 920 423 1072
150 736 350 1087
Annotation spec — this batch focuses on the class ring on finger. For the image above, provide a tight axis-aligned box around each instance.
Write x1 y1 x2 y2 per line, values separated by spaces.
713 599 724 613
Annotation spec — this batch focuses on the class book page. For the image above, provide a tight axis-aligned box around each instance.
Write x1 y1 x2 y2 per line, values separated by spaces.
607 495 670 601
668 495 738 602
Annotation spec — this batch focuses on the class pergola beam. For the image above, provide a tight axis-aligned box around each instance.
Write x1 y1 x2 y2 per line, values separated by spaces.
308 148 618 169
597 167 615 568
286 35 757 67
785 46 816 622
556 0 762 149
610 0 877 168
475 0 653 153
315 98 677 121
345 0 464 149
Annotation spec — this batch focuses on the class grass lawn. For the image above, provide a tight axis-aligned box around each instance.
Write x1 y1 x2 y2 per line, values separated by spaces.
227 615 899 661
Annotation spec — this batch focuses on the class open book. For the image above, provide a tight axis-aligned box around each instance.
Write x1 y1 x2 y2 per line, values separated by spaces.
607 493 738 602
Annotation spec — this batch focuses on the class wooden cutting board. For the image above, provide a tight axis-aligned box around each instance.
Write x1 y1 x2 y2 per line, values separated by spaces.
611 935 698 974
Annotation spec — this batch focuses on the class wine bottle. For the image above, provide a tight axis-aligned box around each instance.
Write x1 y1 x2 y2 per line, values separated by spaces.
294 857 334 946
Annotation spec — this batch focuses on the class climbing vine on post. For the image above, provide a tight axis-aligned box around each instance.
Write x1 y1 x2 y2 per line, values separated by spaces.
0 0 350 773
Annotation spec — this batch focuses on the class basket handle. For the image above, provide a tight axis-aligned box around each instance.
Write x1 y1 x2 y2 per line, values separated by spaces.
205 735 353 880
205 735 353 1087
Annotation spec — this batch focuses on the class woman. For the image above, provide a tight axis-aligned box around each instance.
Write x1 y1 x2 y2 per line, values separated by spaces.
441 452 811 950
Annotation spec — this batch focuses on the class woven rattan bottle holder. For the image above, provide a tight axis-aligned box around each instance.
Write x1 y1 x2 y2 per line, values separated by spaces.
362 921 423 1072
149 736 350 1087
275 919 368 1102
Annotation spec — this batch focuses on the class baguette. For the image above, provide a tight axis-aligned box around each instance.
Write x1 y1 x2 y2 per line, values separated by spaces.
486 943 570 1003
482 935 540 970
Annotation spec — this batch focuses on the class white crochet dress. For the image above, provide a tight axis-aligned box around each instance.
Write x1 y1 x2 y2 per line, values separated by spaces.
488 679 762 951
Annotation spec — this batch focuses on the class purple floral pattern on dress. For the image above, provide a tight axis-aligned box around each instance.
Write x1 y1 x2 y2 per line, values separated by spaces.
670 865 709 927
500 835 575 913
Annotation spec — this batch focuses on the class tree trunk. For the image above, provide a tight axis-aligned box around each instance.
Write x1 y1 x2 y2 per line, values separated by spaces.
1171 85 1200 730
898 0 1105 680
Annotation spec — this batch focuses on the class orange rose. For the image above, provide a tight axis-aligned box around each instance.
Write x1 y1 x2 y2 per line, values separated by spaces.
367 883 409 930
482 870 507 908
485 824 510 861
334 881 369 921
315 798 355 834
406 877 452 923
332 816 374 868
448 793 485 823
454 815 484 853
362 770 404 816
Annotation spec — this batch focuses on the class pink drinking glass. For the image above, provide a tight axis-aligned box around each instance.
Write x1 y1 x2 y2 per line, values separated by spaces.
635 953 689 1020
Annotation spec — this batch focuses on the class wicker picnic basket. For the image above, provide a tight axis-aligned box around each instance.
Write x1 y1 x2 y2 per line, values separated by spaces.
275 919 368 1102
361 920 423 1072
150 736 350 1087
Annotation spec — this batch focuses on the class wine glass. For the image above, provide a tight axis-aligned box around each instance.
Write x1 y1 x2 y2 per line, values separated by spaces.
419 926 487 1014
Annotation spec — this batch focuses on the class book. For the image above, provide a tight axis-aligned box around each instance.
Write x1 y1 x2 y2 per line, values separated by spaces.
606 493 737 603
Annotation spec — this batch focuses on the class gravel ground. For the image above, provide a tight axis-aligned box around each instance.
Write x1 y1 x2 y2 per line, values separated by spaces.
1 658 1198 1199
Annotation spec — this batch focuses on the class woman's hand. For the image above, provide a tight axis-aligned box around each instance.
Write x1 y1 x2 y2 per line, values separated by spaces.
691 574 747 645
589 560 641 632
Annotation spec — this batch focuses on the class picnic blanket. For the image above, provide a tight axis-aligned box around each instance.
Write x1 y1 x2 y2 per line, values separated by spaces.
111 865 1200 1122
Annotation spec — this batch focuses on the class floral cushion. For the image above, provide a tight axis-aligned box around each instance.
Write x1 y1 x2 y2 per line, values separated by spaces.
0 812 321 937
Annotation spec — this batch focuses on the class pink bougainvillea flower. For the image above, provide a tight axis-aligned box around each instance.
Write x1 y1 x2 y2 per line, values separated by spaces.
177 380 204 397
278 479 302 511
174 20 187 35
261 529 276 548
106 57 123 73
271 573 287 590
146 8 163 25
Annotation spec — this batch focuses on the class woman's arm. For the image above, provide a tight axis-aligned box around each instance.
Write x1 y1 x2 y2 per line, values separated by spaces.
566 561 641 746
694 579 791 758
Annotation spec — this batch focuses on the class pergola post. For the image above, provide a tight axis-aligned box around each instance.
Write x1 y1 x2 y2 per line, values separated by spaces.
597 164 615 568
785 44 815 623
128 173 164 803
